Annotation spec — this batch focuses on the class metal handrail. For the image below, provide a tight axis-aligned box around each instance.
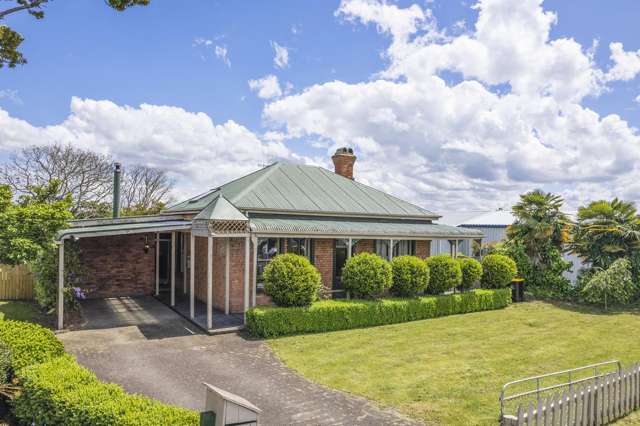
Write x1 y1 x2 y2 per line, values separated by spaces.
500 360 621 418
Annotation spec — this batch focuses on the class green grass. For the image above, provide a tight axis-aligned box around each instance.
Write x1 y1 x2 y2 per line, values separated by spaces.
0 301 48 325
268 301 640 425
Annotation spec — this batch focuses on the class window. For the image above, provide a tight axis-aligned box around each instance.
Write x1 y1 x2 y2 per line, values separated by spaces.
286 238 314 262
393 240 416 257
256 238 281 286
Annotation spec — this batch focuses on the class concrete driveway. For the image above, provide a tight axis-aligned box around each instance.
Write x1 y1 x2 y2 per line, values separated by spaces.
59 297 419 425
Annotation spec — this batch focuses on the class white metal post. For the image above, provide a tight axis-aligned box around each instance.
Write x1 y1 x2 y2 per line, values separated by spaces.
252 236 257 307
347 237 352 259
183 233 187 294
207 236 213 329
190 233 195 319
155 232 159 296
57 242 64 330
170 232 176 306
244 236 250 314
225 238 230 315
389 239 394 261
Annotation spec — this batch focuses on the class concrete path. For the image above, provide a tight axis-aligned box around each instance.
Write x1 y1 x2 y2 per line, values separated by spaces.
60 297 420 425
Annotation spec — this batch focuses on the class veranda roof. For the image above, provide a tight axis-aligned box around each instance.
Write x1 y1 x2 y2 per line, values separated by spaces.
57 219 191 241
249 215 483 239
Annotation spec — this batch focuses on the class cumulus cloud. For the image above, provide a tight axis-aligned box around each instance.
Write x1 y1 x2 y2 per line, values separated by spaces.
270 41 289 69
605 42 640 82
248 75 283 99
263 0 640 210
0 98 291 197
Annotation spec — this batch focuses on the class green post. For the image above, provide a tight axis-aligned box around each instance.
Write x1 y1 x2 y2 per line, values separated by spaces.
112 162 122 218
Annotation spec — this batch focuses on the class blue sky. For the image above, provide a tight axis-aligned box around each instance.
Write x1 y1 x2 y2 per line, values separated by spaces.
1 0 640 210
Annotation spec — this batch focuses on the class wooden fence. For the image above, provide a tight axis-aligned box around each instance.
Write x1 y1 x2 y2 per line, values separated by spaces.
503 364 640 425
0 264 35 300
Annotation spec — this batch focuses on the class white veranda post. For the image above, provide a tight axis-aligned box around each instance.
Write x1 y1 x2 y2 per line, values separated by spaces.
57 242 64 330
155 232 160 296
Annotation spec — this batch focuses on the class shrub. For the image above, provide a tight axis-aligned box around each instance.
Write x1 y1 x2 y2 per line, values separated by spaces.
425 255 462 294
263 253 322 307
0 340 11 383
457 257 483 291
582 258 634 310
481 254 517 289
13 355 198 426
390 256 430 297
246 289 512 338
32 242 85 313
0 320 64 371
342 253 392 299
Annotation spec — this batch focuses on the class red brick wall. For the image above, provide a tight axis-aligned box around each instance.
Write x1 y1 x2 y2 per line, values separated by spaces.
353 239 374 254
314 239 334 291
78 233 155 298
416 240 431 259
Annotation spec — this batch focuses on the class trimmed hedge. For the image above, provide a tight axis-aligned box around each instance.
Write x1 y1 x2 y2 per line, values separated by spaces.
13 355 198 426
264 253 321 307
0 320 64 371
246 288 512 338
390 256 430 297
425 255 462 294
458 257 483 291
481 254 518 289
342 253 393 299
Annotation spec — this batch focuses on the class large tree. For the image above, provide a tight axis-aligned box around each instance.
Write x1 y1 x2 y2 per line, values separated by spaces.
571 198 640 269
0 144 173 218
0 0 149 68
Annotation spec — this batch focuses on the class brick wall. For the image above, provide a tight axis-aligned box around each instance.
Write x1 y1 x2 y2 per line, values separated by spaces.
416 240 431 259
78 233 155 298
314 239 334 291
353 239 374 254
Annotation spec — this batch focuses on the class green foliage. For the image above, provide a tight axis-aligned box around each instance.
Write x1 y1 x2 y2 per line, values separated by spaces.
582 258 634 310
13 355 198 426
457 257 483 291
0 181 71 265
263 254 321 307
0 339 12 383
0 26 26 68
32 241 85 313
0 320 64 371
425 255 462 294
572 198 640 269
481 254 517 288
390 256 430 297
107 0 151 11
246 289 512 338
342 253 392 299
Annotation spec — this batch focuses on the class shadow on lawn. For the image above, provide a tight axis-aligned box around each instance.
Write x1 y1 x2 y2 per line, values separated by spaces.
539 298 640 317
0 301 50 326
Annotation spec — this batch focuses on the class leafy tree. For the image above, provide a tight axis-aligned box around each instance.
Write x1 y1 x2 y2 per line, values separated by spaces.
508 190 570 265
0 0 149 69
0 181 71 265
571 198 640 269
581 258 634 310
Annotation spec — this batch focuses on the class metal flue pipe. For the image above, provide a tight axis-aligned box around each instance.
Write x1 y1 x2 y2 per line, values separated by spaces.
112 162 122 218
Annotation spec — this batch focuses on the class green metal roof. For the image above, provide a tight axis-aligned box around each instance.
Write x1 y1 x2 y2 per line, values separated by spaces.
193 195 247 221
249 215 483 239
57 220 191 241
165 162 438 219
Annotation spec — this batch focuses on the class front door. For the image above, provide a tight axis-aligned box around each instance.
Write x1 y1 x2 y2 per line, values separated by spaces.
333 239 349 292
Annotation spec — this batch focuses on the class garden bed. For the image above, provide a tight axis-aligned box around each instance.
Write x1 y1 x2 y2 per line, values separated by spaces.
246 288 511 338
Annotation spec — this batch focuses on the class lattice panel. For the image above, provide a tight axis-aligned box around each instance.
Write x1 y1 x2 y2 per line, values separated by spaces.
208 220 249 234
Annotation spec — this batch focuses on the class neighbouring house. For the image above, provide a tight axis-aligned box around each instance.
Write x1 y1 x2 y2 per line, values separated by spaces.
55 148 483 331
433 209 583 283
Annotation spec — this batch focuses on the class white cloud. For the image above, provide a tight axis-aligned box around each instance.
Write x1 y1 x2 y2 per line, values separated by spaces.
193 38 230 67
214 45 231 67
262 0 640 211
635 95 640 104
0 89 22 105
271 41 289 69
248 75 282 99
605 42 640 82
0 98 291 197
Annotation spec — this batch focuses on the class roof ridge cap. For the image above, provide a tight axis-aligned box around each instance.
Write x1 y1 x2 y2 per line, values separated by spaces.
228 162 282 206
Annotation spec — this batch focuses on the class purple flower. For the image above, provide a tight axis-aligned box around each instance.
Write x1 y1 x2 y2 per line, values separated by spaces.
72 287 86 300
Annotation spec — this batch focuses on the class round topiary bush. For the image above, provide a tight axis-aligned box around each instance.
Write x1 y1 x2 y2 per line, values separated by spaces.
481 254 517 288
263 253 322 307
425 255 462 294
342 253 392 299
390 256 430 297
457 257 483 291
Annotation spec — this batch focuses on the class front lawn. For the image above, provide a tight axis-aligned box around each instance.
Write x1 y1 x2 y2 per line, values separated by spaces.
0 301 48 325
269 301 640 425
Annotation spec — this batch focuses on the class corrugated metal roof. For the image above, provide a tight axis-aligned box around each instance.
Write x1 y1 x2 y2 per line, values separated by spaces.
193 195 247 221
436 210 515 227
166 162 438 219
57 220 191 241
249 215 483 238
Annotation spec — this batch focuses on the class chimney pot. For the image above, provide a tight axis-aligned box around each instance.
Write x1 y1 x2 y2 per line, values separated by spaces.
332 147 356 180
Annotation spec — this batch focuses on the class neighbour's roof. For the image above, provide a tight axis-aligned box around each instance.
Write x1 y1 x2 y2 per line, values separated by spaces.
436 210 515 227
165 162 438 219
249 215 483 239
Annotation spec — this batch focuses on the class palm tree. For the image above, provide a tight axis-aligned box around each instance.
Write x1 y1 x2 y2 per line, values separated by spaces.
507 190 570 266
571 198 640 268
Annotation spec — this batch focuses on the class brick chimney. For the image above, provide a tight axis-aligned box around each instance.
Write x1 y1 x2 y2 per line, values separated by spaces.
332 147 356 180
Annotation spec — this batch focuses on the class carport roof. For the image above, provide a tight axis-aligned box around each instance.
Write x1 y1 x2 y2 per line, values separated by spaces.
57 220 191 241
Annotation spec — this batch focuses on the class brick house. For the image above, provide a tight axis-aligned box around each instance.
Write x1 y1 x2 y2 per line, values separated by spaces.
56 148 482 331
